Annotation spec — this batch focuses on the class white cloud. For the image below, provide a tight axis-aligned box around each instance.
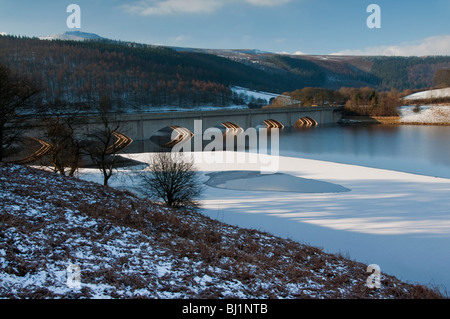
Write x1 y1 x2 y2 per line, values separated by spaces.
123 0 290 16
169 34 190 46
331 35 450 56
245 0 291 6
122 0 224 16
0 32 7 36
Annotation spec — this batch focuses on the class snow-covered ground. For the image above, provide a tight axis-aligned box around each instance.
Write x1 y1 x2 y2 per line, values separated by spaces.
5 160 434 299
91 151 450 293
39 31 106 42
231 86 279 103
403 88 450 101
399 105 450 124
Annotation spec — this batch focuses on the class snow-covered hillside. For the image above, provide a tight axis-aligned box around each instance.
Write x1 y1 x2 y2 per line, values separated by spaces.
403 88 450 101
39 31 105 42
0 163 443 299
231 86 279 104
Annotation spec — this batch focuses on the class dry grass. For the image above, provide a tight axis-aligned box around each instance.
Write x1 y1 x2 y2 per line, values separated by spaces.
0 162 446 299
372 116 402 124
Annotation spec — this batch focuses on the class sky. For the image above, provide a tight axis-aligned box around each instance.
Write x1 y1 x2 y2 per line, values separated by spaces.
0 0 449 56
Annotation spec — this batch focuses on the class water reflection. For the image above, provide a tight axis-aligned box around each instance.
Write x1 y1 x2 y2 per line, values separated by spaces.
124 124 450 179
279 124 450 178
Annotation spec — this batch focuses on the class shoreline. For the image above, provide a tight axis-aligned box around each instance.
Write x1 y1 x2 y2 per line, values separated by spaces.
341 104 450 126
341 116 450 126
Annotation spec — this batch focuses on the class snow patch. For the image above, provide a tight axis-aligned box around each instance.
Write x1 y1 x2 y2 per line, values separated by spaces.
399 105 450 123
403 88 450 101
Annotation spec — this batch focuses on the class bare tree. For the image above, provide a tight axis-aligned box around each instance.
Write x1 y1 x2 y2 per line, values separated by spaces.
0 63 38 161
140 152 204 210
41 114 83 177
83 96 131 186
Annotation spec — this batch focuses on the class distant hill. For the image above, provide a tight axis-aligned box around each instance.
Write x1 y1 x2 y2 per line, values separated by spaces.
39 31 106 41
176 47 450 92
0 34 449 111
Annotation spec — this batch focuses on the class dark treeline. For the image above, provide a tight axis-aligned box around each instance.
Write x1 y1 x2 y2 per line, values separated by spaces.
264 55 450 93
368 56 450 91
433 69 450 88
339 87 403 117
268 86 403 117
0 36 237 111
265 55 328 88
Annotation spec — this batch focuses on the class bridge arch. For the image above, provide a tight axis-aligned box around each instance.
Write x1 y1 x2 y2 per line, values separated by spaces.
263 119 285 129
150 125 193 148
8 131 133 164
9 137 52 165
220 122 243 134
294 117 318 127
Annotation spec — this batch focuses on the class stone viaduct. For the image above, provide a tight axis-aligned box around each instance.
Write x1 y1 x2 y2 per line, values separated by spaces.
9 106 342 163
115 106 342 142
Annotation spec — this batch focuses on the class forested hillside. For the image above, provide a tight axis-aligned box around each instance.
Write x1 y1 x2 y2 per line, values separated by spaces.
1 35 449 112
0 36 235 111
0 35 332 111
367 56 450 91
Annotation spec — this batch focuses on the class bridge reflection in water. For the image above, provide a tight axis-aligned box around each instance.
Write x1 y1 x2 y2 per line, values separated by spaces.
6 130 134 166
149 116 318 150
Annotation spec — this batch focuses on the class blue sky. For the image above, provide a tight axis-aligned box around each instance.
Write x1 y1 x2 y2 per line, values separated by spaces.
1 0 449 55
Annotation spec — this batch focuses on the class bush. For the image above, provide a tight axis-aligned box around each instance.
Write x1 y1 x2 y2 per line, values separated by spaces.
139 152 204 210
